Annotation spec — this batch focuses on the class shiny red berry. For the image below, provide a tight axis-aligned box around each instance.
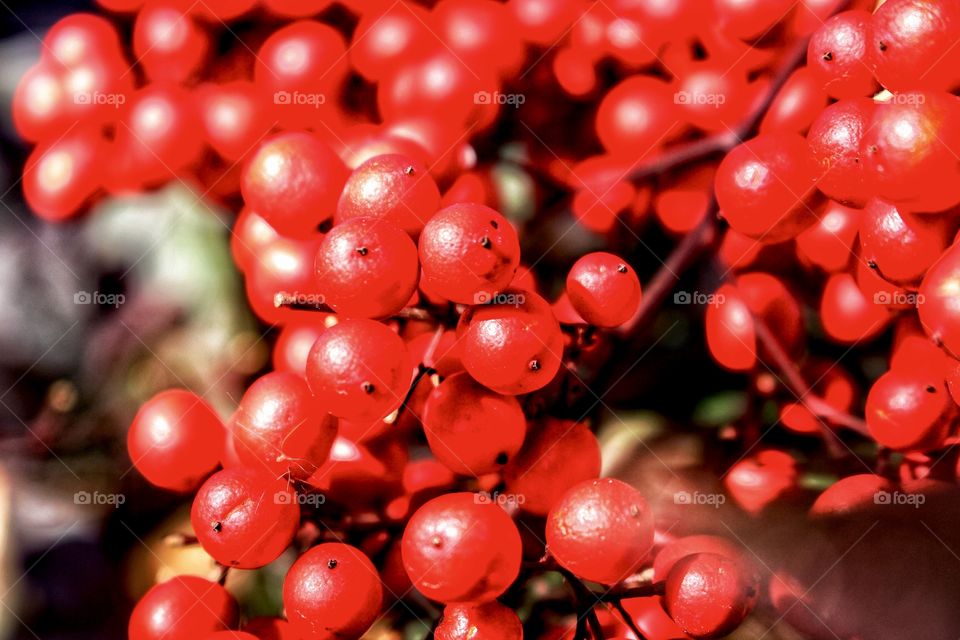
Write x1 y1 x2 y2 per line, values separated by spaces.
127 389 224 492
129 576 238 640
419 203 520 304
865 369 952 451
566 252 641 327
662 552 759 639
305 318 413 421
283 543 384 639
869 0 960 92
435 601 524 640
402 492 522 603
546 478 654 584
806 10 876 99
191 468 300 569
458 290 563 395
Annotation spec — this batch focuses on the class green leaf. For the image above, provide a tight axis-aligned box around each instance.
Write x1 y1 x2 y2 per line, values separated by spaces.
693 391 748 427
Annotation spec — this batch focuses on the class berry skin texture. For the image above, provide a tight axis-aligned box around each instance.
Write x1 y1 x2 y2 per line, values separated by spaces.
653 535 743 581
423 372 527 476
305 318 413 422
595 76 675 159
859 198 952 286
869 0 960 92
662 552 759 639
419 203 520 304
190 468 300 569
230 371 337 481
715 133 820 243
402 492 522 603
806 10 876 100
127 389 225 493
22 125 104 221
919 244 960 355
129 576 239 640
435 601 524 640
336 154 441 238
566 252 642 327
865 370 952 451
241 132 349 238
457 290 563 395
806 97 875 207
546 478 655 585
242 617 299 640
820 272 890 345
315 217 420 318
809 473 894 517
283 543 383 639
503 418 601 516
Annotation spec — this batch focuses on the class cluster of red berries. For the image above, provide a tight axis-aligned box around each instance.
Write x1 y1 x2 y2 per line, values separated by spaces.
14 0 960 638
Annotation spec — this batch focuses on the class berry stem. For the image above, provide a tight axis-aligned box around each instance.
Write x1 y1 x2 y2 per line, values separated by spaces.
610 598 650 640
554 565 606 640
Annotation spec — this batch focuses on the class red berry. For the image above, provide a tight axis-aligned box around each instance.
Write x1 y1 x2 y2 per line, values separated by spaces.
133 2 209 83
806 10 876 99
662 552 759 639
715 133 820 242
869 0 960 92
435 601 524 640
283 543 383 639
865 369 952 451
231 371 337 481
243 618 298 640
723 450 797 515
305 318 413 421
423 372 527 476
595 76 676 159
191 468 300 569
860 197 953 286
807 97 876 206
432 0 525 76
714 0 793 40
198 81 269 163
546 478 654 584
795 200 861 273
127 389 224 492
241 132 349 238
809 473 894 517
22 125 104 221
419 203 520 304
336 154 441 238
503 418 601 516
820 272 891 344
350 3 432 81
566 252 641 327
653 535 743 581
129 576 238 640
759 68 828 135
273 319 334 376
918 244 960 355
315 217 420 318
402 492 522 603
458 290 563 395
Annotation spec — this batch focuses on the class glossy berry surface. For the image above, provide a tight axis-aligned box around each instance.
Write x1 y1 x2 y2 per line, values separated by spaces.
546 478 655 584
283 543 383 639
315 216 420 318
191 468 300 568
423 372 527 476
419 203 520 304
127 389 225 493
435 601 524 640
663 552 759 639
402 492 522 603
305 318 413 421
129 576 239 640
565 252 641 327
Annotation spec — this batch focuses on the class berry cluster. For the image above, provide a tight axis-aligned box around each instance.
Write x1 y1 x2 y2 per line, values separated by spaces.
14 0 960 638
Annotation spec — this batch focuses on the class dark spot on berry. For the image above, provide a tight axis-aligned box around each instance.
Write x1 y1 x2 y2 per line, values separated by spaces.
431 536 442 548
528 359 541 371
490 219 499 229
480 236 492 249
630 505 640 517
867 145 878 154
822 51 833 62
404 165 415 176
361 381 375 394
878 41 887 52
926 385 937 393
356 246 369 256
867 260 877 269
495 452 509 465
617 264 628 273
212 521 222 533
327 559 338 569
